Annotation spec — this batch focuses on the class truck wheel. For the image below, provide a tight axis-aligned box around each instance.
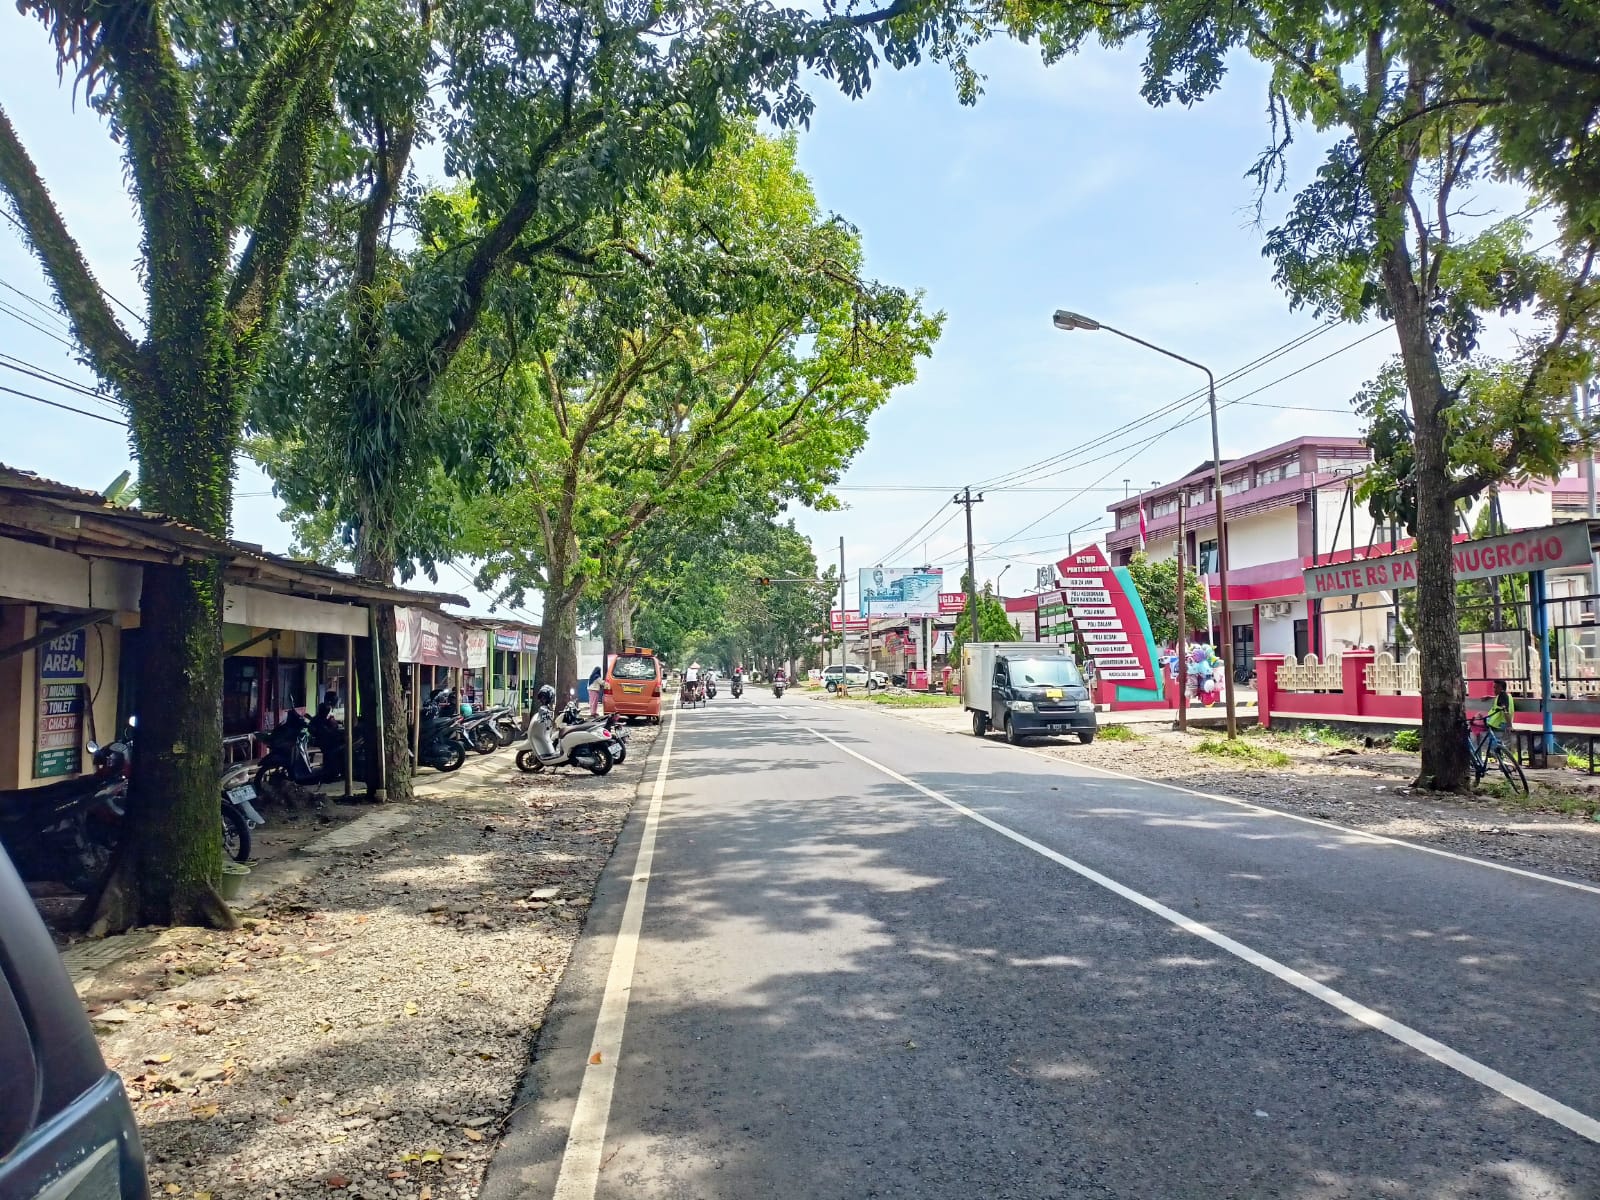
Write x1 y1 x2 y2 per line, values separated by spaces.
1005 718 1025 746
970 710 988 737
1078 729 1096 745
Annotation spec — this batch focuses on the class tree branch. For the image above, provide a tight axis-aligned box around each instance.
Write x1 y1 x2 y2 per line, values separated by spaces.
0 105 143 384
215 0 355 234
227 79 334 358
1424 0 1600 79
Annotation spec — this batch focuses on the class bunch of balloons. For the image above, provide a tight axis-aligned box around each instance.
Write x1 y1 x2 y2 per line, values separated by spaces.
1188 644 1226 705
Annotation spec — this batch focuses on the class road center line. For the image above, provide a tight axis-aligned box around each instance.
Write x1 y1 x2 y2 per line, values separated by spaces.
797 720 1600 1146
552 704 679 1200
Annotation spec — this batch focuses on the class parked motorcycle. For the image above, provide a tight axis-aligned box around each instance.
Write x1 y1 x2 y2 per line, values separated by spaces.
461 709 503 755
0 723 131 891
1 716 258 890
416 692 467 772
515 687 613 775
559 702 631 764
488 706 522 747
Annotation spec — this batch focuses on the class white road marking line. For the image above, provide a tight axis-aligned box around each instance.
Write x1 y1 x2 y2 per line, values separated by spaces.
814 700 1600 899
552 704 678 1200
797 720 1600 1146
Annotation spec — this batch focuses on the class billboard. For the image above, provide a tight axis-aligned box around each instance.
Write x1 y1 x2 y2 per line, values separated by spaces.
859 567 944 618
938 592 967 615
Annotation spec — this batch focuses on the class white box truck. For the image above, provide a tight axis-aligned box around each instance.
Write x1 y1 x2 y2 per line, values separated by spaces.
961 641 1097 745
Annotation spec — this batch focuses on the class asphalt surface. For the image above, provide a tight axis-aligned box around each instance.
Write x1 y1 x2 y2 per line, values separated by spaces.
483 695 1600 1200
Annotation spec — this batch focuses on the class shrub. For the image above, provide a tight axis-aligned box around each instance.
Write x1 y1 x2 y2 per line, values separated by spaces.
1392 729 1421 752
1097 724 1140 742
1196 738 1291 768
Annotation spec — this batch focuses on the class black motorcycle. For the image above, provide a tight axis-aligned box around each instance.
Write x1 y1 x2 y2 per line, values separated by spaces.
415 693 467 772
731 676 743 698
0 729 129 892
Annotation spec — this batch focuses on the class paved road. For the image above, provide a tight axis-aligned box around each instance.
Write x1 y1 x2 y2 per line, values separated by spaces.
484 696 1600 1200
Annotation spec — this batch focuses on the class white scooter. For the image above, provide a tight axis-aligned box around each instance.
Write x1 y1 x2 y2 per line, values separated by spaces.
515 693 613 775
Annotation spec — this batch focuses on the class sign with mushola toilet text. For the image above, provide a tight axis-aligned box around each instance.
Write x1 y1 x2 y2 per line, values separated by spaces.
1303 522 1592 600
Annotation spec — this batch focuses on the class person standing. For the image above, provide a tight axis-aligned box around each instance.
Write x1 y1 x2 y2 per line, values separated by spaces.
588 664 605 718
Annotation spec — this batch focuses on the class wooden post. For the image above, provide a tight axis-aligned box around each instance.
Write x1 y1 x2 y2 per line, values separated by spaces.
343 632 354 799
411 663 421 767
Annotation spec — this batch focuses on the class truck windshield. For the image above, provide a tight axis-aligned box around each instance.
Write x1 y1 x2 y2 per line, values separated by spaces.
1008 659 1083 688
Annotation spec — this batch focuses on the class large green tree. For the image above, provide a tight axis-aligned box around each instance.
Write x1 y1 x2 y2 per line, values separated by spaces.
1008 0 1600 789
250 0 971 794
0 0 355 929
460 129 939 697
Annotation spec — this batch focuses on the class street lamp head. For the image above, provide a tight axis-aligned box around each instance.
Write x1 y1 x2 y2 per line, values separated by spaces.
1052 309 1101 332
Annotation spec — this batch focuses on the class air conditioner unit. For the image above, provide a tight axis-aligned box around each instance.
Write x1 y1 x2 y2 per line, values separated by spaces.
1264 602 1294 619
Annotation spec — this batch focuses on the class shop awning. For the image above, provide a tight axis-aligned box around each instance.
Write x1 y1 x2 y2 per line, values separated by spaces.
0 465 466 613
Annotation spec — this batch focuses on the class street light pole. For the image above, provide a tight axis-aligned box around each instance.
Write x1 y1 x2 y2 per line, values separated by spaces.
1053 309 1238 737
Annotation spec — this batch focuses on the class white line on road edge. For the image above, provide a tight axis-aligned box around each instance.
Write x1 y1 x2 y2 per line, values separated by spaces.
798 721 1600 1146
818 700 1600 899
552 705 678 1200
1038 750 1600 898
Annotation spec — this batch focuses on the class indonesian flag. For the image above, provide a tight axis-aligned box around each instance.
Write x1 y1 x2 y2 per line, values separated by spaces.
1138 502 1147 548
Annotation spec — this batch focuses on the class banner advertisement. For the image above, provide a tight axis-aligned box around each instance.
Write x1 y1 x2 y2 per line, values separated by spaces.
494 631 522 651
34 629 86 779
465 630 490 670
830 609 870 633
395 608 467 668
1304 522 1593 599
938 592 968 615
859 567 944 618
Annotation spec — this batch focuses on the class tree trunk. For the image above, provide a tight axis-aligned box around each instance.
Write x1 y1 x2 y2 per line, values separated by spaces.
601 586 632 663
1383 248 1471 791
88 561 234 935
535 585 580 703
360 546 413 801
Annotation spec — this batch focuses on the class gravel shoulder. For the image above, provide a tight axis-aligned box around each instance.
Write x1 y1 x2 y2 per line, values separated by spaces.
827 694 1600 886
78 728 657 1200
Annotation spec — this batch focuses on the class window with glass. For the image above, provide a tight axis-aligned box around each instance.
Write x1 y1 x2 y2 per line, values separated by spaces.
1006 659 1084 688
1118 509 1139 528
1222 474 1250 496
1151 496 1179 517
612 655 660 681
1197 539 1220 574
1186 484 1212 506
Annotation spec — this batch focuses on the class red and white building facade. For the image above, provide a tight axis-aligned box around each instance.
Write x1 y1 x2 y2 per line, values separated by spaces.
1105 436 1384 674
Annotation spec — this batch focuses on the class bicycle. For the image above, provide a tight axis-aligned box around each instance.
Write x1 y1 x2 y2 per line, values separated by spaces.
1464 716 1529 795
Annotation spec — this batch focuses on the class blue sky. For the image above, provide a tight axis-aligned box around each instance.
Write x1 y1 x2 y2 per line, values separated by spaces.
0 16 1442 615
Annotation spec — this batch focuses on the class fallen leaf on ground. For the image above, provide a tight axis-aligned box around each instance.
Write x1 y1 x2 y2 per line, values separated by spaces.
419 1149 444 1164
404 1001 420 1016
324 1173 350 1189
420 1188 432 1200
163 1186 181 1196
462 1127 484 1142
144 1053 173 1064
588 1051 602 1065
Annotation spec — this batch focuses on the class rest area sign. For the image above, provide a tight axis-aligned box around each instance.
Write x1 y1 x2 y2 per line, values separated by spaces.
1304 522 1592 599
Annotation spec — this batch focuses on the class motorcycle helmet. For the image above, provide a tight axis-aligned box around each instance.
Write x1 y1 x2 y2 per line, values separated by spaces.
537 684 557 707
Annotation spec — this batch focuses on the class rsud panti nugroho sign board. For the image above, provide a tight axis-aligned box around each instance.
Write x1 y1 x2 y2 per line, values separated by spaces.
1303 522 1592 599
1054 546 1162 695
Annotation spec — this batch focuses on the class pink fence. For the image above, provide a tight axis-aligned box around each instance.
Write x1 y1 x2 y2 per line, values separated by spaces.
1256 649 1600 736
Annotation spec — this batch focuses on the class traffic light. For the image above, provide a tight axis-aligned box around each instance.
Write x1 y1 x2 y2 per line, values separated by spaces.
756 576 772 587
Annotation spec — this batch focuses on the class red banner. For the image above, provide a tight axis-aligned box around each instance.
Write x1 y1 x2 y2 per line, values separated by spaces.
938 592 967 615
830 609 869 632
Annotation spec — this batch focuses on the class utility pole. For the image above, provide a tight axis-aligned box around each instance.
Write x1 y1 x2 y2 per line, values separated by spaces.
1176 492 1188 733
838 537 847 671
1585 382 1598 598
954 488 984 656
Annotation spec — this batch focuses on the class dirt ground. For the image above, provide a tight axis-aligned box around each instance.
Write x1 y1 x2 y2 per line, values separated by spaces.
72 729 656 1200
